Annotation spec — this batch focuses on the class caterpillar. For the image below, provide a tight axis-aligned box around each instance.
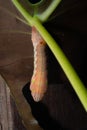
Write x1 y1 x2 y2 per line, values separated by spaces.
30 27 47 102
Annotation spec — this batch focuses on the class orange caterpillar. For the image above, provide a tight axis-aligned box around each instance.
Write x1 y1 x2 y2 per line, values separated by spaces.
30 27 47 102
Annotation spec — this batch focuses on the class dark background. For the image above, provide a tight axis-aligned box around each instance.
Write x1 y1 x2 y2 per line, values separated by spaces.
0 0 87 129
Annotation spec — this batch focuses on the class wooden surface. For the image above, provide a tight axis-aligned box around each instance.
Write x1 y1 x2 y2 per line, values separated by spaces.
0 0 87 130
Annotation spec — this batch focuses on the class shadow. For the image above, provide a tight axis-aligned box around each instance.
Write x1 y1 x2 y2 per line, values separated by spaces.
28 0 41 4
22 83 64 130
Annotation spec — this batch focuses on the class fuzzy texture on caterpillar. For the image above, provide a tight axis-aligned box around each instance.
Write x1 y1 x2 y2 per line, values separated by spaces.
30 27 47 102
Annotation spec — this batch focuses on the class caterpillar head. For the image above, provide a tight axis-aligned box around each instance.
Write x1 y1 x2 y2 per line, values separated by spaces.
30 74 47 102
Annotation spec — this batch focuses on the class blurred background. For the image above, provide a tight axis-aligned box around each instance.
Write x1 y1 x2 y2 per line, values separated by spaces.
0 0 87 129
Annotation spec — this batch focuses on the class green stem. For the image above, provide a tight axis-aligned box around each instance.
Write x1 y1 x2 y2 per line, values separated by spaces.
12 0 87 111
37 0 62 22
12 0 33 26
33 17 87 111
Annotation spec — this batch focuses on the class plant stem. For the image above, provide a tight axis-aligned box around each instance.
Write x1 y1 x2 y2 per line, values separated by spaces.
36 0 62 22
12 0 33 26
33 17 87 111
12 0 87 111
